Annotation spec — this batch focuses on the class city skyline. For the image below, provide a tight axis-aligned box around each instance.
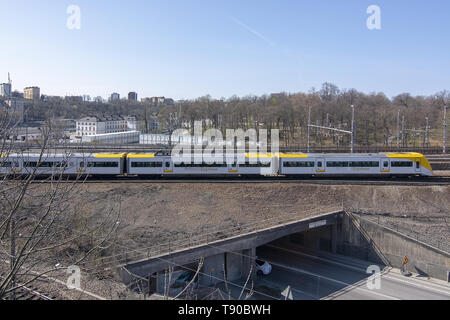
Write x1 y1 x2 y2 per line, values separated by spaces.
1 0 449 100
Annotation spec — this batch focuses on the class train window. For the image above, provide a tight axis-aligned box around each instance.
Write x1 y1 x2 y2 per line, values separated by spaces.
165 162 171 168
240 161 271 168
283 161 315 168
317 162 323 167
383 161 389 167
24 162 38 167
349 161 380 168
87 162 119 168
0 162 12 167
80 162 85 168
131 162 163 168
391 161 413 167
327 162 349 167
416 162 420 169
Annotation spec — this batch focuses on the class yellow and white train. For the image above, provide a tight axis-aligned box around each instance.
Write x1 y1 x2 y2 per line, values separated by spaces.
0 152 433 177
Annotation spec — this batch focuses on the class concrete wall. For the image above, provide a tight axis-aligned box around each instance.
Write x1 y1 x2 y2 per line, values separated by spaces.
340 214 450 281
199 254 225 286
119 212 341 286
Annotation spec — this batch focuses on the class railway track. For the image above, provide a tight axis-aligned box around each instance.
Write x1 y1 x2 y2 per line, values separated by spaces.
30 176 450 186
0 276 54 300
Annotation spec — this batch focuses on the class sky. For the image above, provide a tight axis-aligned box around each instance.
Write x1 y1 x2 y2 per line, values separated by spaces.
0 0 449 100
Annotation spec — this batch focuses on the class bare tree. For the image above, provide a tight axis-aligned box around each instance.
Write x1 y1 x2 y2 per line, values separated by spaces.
0 111 120 300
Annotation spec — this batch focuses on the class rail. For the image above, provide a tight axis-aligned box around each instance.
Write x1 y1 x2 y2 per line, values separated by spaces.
0 275 53 300
350 211 450 254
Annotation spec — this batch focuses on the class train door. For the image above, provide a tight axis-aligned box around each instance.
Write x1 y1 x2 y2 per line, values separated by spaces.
316 158 325 173
381 158 390 173
77 159 86 174
164 159 173 173
415 160 421 173
227 160 237 173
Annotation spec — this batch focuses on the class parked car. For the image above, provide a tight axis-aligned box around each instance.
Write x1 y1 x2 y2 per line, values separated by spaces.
255 259 272 276
171 271 198 289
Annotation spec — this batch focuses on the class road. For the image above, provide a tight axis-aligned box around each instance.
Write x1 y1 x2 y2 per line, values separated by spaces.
255 245 450 300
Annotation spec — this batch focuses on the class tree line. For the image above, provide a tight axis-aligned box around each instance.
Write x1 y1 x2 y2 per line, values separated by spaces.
22 83 449 148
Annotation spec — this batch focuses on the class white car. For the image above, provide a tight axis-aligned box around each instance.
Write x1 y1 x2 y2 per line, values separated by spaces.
255 259 272 276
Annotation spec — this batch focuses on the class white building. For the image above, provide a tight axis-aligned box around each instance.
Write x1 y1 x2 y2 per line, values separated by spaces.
76 115 128 137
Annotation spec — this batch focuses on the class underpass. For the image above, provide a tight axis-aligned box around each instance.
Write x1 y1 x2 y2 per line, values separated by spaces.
118 206 450 300
255 243 450 300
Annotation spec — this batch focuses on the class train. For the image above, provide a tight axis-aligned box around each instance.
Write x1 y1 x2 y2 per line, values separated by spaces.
0 151 433 177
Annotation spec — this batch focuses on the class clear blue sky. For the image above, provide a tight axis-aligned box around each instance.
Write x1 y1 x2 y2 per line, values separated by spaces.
0 0 449 100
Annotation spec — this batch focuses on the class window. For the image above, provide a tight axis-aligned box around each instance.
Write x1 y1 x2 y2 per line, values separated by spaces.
239 161 271 168
165 162 171 168
326 161 349 168
391 161 413 167
317 161 323 167
131 162 162 168
349 161 380 168
1 162 12 167
383 161 389 167
416 162 420 169
24 162 38 167
87 162 119 168
283 161 315 168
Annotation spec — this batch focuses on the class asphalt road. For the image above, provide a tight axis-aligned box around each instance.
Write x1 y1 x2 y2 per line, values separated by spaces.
255 245 450 300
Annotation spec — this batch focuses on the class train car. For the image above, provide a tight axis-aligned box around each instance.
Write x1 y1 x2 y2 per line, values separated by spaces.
127 153 164 175
278 152 433 177
0 153 126 176
127 152 278 176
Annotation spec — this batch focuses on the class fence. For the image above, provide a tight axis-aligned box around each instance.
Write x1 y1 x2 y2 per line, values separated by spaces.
96 206 342 268
350 211 450 254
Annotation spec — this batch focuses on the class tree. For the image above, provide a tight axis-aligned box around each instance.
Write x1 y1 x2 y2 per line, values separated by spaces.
0 112 120 300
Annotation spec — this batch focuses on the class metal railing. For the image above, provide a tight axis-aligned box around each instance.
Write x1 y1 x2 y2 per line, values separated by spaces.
98 205 342 267
350 211 450 254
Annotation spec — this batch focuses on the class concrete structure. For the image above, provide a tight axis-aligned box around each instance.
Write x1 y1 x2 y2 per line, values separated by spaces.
110 93 120 101
126 115 146 132
23 86 40 101
76 115 128 137
128 92 138 101
119 208 450 297
0 83 11 97
2 97 25 123
77 130 140 144
4 127 43 142
141 96 174 106
339 214 450 281
119 210 342 293
140 132 205 145
65 96 83 104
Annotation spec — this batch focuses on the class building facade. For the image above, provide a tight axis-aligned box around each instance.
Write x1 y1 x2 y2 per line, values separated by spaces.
0 83 11 97
110 93 120 101
76 115 129 137
24 87 40 101
128 92 138 101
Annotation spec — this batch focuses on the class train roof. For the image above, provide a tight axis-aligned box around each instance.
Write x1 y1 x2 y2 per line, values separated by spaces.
2 152 127 158
280 152 427 158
